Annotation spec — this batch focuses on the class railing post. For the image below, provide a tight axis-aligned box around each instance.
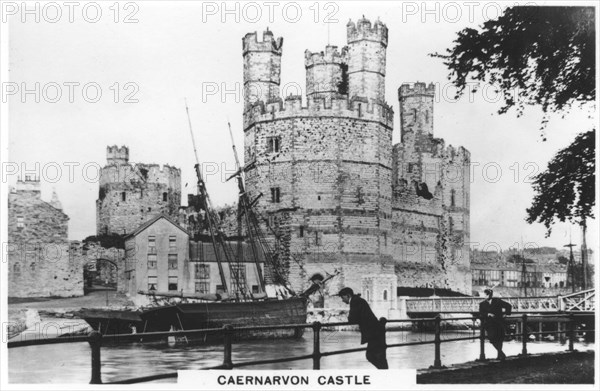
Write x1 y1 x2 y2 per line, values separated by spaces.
88 331 102 384
312 322 321 370
432 315 442 368
222 325 234 369
521 314 528 356
478 315 486 361
567 314 575 352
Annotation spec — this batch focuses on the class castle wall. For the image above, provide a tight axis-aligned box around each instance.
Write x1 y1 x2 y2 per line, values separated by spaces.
97 146 182 235
8 183 84 298
240 21 471 299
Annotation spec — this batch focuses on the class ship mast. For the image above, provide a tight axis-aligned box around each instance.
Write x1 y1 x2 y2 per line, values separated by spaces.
227 121 266 293
185 101 228 294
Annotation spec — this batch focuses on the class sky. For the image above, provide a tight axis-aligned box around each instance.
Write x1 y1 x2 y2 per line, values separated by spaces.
2 0 598 255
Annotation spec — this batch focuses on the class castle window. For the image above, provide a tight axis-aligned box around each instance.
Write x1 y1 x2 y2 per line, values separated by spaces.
30 262 35 271
267 136 281 153
168 254 178 269
425 110 429 123
383 290 388 301
147 254 157 269
163 192 168 202
195 281 210 294
121 192 126 201
451 189 456 207
314 231 321 246
299 226 304 238
148 236 156 253
195 263 210 279
168 276 178 291
270 187 280 203
366 289 370 301
17 217 24 229
13 264 20 275
412 108 417 123
148 276 157 291
169 235 177 251
407 163 414 173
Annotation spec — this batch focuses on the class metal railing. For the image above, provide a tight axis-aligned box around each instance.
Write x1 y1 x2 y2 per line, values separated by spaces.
406 289 596 314
7 313 594 384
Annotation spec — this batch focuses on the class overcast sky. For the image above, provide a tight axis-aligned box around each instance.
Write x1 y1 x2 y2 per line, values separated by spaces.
3 1 598 254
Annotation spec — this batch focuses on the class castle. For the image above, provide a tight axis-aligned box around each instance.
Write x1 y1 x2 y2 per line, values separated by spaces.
96 146 182 235
242 17 471 304
8 177 84 297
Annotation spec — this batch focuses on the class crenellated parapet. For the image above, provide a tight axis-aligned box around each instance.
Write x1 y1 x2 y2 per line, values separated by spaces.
304 45 346 67
399 82 436 99
106 145 129 165
242 29 283 55
243 94 394 131
347 16 388 47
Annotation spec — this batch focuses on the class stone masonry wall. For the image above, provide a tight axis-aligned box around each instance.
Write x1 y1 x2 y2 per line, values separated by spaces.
8 185 84 297
96 146 182 235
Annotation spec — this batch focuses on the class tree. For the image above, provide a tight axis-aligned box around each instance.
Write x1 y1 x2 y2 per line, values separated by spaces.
526 129 595 235
433 6 595 120
434 6 595 229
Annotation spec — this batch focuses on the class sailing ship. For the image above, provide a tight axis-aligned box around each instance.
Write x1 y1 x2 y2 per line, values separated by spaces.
77 105 333 342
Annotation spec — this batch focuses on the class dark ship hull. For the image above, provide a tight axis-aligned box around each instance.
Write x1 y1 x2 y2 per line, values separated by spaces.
78 297 307 343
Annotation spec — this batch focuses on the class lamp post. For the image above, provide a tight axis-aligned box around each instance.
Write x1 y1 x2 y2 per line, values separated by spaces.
564 243 576 293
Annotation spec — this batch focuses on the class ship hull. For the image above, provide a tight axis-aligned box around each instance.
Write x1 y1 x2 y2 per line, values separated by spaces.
78 297 307 343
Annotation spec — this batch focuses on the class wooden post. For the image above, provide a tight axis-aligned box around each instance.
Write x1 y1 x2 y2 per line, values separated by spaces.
222 325 234 369
88 331 102 384
312 322 321 370
432 315 442 368
521 314 528 356
567 314 575 352
537 321 542 341
478 316 486 361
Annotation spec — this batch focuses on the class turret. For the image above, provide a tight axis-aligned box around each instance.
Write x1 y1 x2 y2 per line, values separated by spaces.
106 145 129 165
15 175 41 195
304 45 347 103
49 188 63 210
242 29 283 109
398 82 436 144
346 17 388 102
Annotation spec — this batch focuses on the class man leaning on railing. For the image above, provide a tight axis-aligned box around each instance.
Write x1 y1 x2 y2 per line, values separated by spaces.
479 288 512 361
337 287 389 369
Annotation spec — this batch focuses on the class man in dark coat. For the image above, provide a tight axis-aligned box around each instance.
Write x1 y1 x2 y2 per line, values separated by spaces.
338 287 388 369
479 288 512 360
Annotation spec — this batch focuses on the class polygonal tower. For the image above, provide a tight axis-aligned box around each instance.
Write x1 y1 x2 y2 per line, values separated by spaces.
242 29 283 109
242 19 395 301
346 17 388 102
96 146 182 235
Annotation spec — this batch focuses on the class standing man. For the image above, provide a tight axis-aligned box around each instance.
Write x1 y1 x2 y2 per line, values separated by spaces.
338 287 388 369
479 288 512 360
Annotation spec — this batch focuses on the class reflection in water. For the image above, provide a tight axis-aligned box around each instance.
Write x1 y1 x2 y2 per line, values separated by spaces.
9 330 590 383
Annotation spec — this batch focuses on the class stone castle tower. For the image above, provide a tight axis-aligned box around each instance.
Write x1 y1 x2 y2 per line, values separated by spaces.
242 17 471 301
96 146 182 235
392 83 471 292
242 17 395 296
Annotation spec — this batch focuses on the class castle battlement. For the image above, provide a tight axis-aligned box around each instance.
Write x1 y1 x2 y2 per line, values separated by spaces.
305 45 346 67
242 29 283 55
399 82 436 98
106 145 129 164
244 94 394 130
347 17 388 47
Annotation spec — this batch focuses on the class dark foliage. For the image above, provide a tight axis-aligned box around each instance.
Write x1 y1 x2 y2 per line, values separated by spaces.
433 6 595 117
526 129 596 236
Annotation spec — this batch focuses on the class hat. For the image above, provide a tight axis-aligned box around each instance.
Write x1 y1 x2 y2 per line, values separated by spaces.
337 287 354 297
483 288 493 295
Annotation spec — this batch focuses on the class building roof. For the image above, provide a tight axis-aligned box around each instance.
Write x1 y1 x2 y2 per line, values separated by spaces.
125 214 189 238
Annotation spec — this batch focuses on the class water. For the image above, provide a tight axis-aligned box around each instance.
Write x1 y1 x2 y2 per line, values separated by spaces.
9 330 592 383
